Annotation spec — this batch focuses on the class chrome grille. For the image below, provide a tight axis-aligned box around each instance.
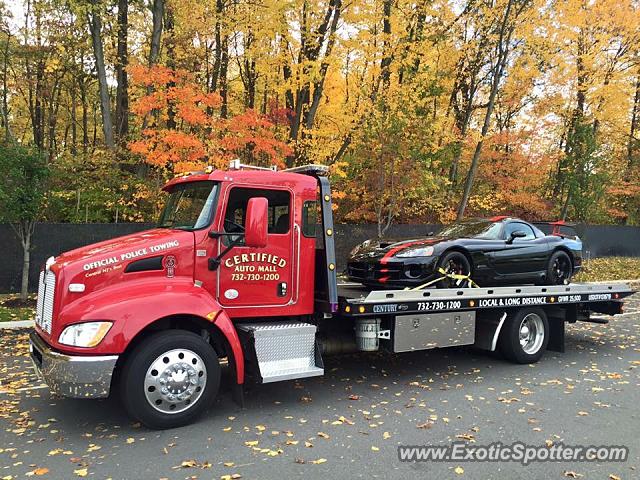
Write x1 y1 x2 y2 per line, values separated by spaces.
35 270 55 334
36 271 45 321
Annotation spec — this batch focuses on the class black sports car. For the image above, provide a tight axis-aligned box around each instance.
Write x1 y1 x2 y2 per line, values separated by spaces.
347 217 583 288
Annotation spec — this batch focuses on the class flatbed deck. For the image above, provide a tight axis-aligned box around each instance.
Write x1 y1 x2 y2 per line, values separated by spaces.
337 282 635 316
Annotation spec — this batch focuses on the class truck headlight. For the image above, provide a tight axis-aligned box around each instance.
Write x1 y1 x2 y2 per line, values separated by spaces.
395 246 435 258
59 322 112 347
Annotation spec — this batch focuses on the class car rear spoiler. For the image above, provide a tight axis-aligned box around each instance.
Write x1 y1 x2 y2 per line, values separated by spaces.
533 220 580 239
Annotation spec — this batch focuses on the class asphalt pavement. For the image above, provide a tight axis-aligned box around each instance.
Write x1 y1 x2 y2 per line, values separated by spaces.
1 294 638 480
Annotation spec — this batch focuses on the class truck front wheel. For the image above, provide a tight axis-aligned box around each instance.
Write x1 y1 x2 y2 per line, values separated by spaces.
499 308 549 364
120 330 220 429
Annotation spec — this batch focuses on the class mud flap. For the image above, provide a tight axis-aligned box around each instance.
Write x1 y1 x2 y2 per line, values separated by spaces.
546 316 565 353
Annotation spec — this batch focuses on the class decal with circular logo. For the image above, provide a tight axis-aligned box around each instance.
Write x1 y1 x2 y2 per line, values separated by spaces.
224 289 239 300
164 255 177 278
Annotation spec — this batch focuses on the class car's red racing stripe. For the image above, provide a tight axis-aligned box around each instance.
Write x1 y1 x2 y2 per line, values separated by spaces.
379 240 429 264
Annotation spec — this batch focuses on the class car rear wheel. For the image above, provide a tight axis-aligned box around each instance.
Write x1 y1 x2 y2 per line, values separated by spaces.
437 251 472 288
120 330 220 429
546 251 573 285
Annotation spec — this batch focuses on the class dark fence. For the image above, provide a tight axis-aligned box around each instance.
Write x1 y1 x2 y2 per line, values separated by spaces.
1 222 639 293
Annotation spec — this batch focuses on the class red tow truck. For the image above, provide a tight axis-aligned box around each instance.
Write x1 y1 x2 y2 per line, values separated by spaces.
30 161 634 428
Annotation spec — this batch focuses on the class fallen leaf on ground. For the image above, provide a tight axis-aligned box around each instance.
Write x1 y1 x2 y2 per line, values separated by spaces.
564 471 583 478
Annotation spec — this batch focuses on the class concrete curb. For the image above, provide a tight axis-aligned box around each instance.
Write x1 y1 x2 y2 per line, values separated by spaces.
0 320 34 329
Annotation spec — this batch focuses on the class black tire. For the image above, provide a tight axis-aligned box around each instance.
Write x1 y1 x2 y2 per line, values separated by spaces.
499 308 549 364
546 250 573 285
437 251 472 288
120 330 220 429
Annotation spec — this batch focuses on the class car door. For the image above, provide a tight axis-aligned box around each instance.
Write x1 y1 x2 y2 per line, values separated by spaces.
492 222 549 276
217 186 295 308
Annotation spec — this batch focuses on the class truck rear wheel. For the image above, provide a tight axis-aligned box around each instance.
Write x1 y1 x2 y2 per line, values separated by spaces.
499 308 549 364
120 330 220 429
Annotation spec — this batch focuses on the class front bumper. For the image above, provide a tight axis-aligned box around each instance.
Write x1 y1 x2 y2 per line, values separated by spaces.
29 330 119 399
347 256 439 287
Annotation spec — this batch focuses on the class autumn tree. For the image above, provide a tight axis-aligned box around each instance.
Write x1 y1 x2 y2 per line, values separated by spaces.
0 144 49 301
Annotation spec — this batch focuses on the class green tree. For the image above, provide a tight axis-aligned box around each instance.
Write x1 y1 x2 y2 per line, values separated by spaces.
0 144 49 300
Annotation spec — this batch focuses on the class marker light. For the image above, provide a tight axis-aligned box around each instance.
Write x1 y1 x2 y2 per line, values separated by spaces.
59 322 112 348
68 283 86 293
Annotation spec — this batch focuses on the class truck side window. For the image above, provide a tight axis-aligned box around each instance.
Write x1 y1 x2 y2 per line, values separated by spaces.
302 201 317 238
223 188 291 244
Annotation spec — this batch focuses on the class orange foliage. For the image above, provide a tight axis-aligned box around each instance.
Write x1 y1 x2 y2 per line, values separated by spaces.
218 110 292 168
467 129 555 220
128 65 289 173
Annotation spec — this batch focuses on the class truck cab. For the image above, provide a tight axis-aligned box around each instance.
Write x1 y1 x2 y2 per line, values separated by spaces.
161 166 321 316
30 162 338 428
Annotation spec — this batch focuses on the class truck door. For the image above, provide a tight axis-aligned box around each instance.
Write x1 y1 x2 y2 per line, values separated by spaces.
217 186 295 308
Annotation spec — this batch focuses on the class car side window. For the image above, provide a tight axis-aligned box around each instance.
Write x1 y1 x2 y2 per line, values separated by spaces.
505 222 536 240
222 187 291 245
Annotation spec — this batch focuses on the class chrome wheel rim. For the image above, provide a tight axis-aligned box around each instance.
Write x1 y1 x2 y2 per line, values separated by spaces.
552 256 571 284
144 349 207 414
443 257 470 287
519 313 545 355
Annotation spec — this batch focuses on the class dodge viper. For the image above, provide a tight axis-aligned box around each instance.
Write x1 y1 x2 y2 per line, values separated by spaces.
346 217 583 288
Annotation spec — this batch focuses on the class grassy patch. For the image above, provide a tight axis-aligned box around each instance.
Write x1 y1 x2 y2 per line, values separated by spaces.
575 257 640 283
0 294 36 322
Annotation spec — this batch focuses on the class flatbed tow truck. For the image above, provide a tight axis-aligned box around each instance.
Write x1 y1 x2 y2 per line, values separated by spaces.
29 161 635 428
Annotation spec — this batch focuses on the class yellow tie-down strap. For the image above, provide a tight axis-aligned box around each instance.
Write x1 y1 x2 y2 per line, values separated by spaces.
406 267 479 291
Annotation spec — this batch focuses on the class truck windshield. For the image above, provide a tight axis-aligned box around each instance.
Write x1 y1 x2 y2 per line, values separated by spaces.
158 181 218 230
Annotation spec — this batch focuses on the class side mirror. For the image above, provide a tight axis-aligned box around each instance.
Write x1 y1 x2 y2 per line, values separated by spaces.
244 197 268 248
507 230 527 243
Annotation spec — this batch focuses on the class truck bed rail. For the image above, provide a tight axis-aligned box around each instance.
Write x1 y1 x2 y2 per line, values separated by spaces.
337 282 634 316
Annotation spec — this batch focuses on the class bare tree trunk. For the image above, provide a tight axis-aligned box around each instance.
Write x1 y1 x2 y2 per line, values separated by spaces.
554 29 587 212
456 0 520 220
80 79 89 154
115 0 129 141
47 77 62 159
289 0 341 145
219 12 229 119
164 3 176 129
149 0 164 66
15 220 34 302
240 31 257 109
627 72 640 169
1 31 13 142
304 0 342 130
70 81 77 154
88 1 115 148
379 0 392 93
560 191 571 220
140 0 163 137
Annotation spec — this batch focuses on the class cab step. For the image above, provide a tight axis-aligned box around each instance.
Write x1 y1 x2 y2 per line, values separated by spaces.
237 321 324 383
